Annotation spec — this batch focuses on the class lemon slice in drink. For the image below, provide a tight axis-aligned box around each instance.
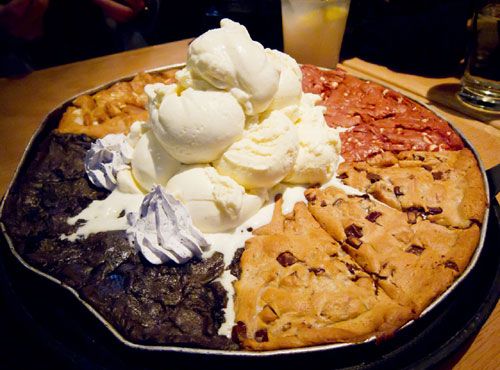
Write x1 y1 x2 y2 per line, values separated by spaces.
324 5 348 22
298 5 348 27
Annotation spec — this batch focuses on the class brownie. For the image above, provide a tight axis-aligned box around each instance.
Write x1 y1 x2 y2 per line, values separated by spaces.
1 133 237 350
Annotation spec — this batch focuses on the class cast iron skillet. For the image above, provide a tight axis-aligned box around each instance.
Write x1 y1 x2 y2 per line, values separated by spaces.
0 65 494 366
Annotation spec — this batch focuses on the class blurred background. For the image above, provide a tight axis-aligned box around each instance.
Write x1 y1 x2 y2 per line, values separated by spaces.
0 0 476 77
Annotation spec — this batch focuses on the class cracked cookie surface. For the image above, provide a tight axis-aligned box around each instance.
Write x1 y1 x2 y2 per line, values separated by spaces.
234 198 414 350
336 149 486 229
306 186 481 314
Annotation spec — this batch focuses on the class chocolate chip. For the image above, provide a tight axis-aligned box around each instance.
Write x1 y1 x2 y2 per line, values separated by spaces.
432 171 443 180
274 193 283 202
366 211 382 223
309 267 325 275
346 236 362 249
407 211 417 224
345 262 360 274
255 329 269 343
405 206 425 213
333 198 344 207
444 260 459 272
320 200 327 207
345 224 363 238
427 207 443 215
246 227 253 232
406 245 425 255
305 192 316 202
231 321 247 342
394 186 404 196
413 154 425 161
337 172 348 179
422 165 433 171
470 218 482 226
277 251 298 267
367 172 382 183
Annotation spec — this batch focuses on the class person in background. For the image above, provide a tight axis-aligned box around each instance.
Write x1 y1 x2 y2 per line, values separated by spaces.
0 0 148 76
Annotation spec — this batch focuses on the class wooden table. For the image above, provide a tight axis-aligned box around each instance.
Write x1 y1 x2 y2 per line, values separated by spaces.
0 40 499 369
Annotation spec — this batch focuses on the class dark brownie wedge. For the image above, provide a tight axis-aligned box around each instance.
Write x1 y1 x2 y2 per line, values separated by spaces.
1 132 237 350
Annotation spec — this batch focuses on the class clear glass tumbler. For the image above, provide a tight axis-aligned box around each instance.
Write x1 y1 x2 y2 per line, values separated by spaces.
458 1 500 112
281 0 350 68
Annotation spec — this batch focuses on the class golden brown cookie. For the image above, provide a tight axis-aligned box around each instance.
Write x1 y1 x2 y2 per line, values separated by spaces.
306 187 481 314
336 149 486 229
57 70 178 138
234 198 414 350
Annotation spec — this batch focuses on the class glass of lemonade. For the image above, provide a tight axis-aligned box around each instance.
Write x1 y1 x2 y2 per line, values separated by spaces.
281 0 350 68
458 1 500 112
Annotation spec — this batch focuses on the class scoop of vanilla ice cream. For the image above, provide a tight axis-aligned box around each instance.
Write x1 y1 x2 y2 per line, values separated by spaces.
215 111 299 189
145 83 245 164
165 166 265 233
284 94 341 184
177 19 280 115
126 120 149 147
265 49 302 112
131 131 181 191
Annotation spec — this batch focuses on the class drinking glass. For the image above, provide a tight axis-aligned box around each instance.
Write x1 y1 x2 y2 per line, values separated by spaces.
281 0 350 68
458 1 500 112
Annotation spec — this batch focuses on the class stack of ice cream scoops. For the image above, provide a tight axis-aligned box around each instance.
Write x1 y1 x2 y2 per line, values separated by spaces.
63 18 345 336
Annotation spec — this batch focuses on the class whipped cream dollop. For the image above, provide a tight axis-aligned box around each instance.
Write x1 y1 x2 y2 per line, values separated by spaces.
85 134 134 191
127 186 209 265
